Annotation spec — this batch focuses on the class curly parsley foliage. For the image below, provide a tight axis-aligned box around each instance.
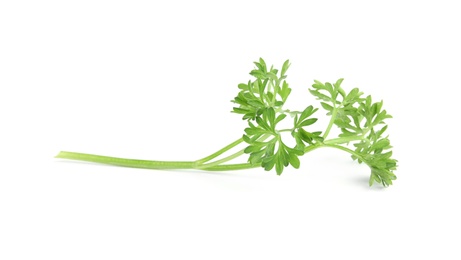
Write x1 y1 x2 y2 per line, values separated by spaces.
291 105 324 149
56 58 398 187
233 59 322 175
231 58 291 120
233 59 397 186
309 80 397 186
242 107 304 175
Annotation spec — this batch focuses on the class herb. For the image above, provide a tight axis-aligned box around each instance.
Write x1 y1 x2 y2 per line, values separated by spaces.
56 58 397 187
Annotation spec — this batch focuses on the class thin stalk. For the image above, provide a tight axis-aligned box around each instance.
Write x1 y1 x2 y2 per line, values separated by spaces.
198 134 271 169
322 144 369 166
56 135 272 171
203 141 365 171
202 163 259 171
196 137 244 164
204 143 369 172
323 135 364 145
271 80 279 105
278 129 293 133
56 135 367 173
322 106 337 139
56 151 261 171
304 143 322 153
55 151 195 169
197 150 245 169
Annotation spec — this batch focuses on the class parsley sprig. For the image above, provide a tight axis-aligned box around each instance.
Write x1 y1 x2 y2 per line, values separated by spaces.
56 58 398 187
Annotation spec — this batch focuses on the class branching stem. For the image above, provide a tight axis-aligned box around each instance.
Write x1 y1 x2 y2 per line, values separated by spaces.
55 135 366 171
323 106 337 139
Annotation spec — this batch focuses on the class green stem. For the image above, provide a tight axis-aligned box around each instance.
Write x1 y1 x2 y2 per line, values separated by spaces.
271 81 279 105
204 141 367 171
202 163 259 171
56 135 366 173
281 109 302 115
323 135 364 145
197 150 245 169
198 134 271 169
322 144 369 166
304 143 322 153
55 151 261 171
196 137 244 164
56 135 271 171
323 106 337 139
56 151 195 169
278 128 293 133
56 151 259 171
268 80 274 106
206 143 365 171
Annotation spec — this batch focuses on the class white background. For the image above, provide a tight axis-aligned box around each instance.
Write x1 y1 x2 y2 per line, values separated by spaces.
1 1 460 259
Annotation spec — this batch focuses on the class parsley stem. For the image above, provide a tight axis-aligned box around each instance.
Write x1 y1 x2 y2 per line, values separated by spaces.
197 150 245 169
208 143 371 171
323 135 364 145
55 151 260 171
321 144 369 166
55 143 370 173
196 137 244 164
278 129 293 133
323 106 337 139
304 143 322 153
56 135 271 171
197 134 271 168
55 151 195 169
202 163 259 171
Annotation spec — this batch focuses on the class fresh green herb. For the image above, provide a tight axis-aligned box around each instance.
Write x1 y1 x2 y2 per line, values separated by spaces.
56 58 397 187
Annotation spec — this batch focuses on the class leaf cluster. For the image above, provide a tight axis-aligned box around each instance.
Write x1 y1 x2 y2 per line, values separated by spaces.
242 107 305 175
291 106 323 150
351 97 397 186
235 59 322 175
232 58 291 120
310 80 398 186
230 58 398 187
